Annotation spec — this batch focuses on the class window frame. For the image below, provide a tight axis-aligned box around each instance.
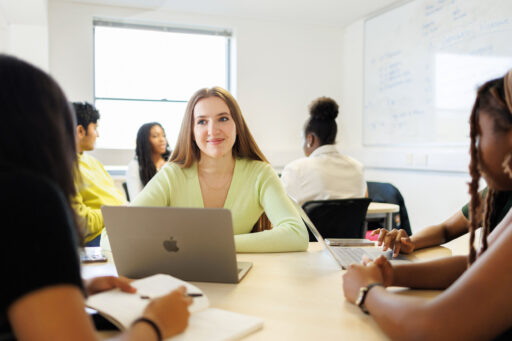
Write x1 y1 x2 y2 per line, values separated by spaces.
91 19 233 150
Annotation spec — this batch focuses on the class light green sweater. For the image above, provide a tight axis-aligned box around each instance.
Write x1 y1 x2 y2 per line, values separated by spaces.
132 158 308 252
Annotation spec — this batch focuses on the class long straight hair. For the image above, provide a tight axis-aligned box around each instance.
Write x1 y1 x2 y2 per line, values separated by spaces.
135 122 171 186
170 87 272 231
467 70 512 265
0 54 81 241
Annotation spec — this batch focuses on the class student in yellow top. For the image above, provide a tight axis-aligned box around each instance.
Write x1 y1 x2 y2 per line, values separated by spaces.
342 71 512 340
132 87 308 252
72 102 126 246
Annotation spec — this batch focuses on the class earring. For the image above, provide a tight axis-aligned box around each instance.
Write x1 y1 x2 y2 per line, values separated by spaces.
503 153 512 179
307 144 311 148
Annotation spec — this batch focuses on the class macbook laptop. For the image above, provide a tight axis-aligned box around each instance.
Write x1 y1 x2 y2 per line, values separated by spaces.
293 201 412 269
101 206 252 283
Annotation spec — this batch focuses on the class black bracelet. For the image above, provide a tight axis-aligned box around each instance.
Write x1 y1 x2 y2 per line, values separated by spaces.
132 317 162 341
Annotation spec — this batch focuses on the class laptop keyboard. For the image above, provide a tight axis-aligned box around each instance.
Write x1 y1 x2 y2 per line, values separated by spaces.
330 247 394 268
331 247 367 264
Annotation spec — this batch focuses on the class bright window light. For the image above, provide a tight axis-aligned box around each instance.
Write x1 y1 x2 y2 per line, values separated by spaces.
93 23 231 149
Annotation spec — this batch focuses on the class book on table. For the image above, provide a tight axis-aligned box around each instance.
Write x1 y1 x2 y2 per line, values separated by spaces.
86 273 263 340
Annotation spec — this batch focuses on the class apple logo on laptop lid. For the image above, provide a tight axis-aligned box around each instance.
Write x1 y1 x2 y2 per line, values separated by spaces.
163 237 179 252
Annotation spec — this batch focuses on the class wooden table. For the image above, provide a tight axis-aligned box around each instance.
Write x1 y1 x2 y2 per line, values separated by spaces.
84 242 453 340
366 202 400 230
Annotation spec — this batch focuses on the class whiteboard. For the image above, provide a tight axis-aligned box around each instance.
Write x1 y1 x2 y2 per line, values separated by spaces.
363 0 512 146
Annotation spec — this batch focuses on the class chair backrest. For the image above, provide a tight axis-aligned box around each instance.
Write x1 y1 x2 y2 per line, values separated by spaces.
302 198 372 242
366 181 411 235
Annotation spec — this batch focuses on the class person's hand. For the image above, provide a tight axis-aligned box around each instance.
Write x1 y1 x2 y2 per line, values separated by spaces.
371 228 415 257
342 260 384 303
362 255 393 287
84 276 136 296
142 286 192 338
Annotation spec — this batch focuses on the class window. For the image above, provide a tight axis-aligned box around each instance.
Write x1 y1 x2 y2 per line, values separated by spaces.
93 21 232 149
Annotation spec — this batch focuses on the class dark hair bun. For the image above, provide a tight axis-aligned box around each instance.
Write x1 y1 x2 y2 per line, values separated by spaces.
309 97 339 120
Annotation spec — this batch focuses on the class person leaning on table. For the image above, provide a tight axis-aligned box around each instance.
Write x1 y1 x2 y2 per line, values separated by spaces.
343 70 512 340
0 54 191 341
131 86 309 253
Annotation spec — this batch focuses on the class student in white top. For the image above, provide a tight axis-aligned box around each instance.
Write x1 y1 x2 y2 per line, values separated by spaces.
281 97 367 206
126 122 171 200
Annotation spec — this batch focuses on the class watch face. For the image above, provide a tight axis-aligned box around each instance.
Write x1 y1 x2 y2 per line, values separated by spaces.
355 287 368 306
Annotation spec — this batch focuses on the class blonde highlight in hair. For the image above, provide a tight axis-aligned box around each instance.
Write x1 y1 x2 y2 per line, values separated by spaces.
169 87 272 230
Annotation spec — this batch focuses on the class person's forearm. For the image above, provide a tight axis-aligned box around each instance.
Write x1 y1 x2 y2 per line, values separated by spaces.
392 256 467 289
410 224 448 250
121 322 159 341
412 211 470 250
365 287 433 341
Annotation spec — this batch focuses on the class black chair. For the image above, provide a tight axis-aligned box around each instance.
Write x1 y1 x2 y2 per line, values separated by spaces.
302 198 372 242
366 181 412 235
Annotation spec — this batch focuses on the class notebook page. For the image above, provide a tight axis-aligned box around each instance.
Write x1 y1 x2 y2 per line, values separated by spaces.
169 308 263 341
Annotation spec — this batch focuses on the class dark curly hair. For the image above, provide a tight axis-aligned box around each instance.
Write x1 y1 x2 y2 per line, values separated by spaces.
135 122 171 186
304 97 339 145
72 102 100 133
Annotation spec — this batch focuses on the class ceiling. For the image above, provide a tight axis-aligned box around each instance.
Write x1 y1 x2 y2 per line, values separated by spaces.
63 0 406 27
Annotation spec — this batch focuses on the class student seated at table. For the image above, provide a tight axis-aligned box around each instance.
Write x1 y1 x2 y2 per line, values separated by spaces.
370 186 512 257
0 54 191 341
132 87 308 252
343 70 512 340
127 122 171 200
280 97 367 206
72 102 126 246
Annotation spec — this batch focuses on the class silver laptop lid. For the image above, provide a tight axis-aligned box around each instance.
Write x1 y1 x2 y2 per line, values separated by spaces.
102 206 249 283
290 198 409 269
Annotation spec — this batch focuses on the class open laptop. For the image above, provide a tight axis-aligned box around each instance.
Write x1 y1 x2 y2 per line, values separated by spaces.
293 201 412 269
101 206 252 283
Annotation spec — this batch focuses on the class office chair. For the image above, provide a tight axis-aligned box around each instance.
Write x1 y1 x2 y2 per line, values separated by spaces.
122 181 130 202
302 198 372 242
366 181 411 235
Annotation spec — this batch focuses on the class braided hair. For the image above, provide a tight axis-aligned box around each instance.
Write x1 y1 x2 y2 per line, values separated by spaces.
467 70 512 265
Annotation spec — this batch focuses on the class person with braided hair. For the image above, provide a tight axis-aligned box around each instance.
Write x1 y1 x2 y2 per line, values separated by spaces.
281 97 367 206
342 70 512 340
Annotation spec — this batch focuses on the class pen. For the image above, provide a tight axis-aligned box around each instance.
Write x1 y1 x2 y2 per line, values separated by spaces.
140 293 203 299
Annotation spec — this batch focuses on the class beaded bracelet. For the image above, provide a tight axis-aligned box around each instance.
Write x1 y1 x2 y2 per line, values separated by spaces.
132 317 162 341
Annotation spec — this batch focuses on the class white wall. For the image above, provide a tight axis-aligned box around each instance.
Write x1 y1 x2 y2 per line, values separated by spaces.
339 20 472 231
0 10 7 49
47 1 473 230
0 0 49 71
48 0 344 167
8 24 49 71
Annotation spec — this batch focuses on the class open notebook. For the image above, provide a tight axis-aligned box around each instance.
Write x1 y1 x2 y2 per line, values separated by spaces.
86 274 263 340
